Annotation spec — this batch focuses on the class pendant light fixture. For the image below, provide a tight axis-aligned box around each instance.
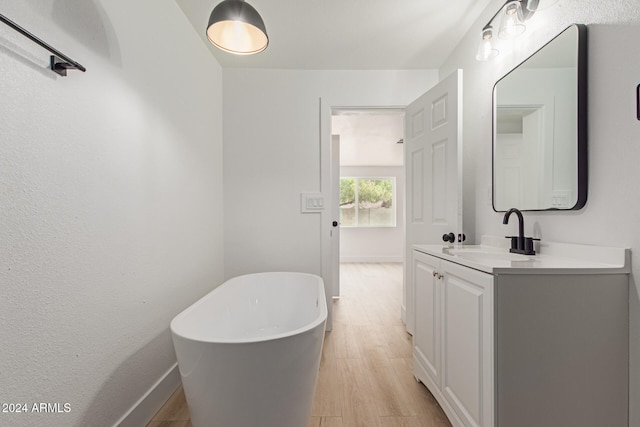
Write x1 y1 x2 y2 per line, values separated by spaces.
206 0 268 55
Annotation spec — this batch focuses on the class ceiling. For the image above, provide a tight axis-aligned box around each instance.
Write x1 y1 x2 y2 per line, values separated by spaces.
332 111 405 167
175 0 494 69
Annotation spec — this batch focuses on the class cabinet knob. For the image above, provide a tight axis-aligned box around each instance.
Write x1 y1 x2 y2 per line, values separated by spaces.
437 273 444 280
432 271 438 277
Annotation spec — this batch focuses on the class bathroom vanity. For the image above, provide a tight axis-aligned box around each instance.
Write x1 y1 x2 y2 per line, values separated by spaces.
412 239 629 427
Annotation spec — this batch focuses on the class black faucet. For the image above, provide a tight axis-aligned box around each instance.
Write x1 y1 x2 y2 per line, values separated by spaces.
503 208 539 255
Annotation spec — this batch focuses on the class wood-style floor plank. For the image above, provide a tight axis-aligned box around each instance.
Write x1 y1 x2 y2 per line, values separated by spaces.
389 357 452 426
379 417 423 427
311 332 343 417
364 354 417 417
309 416 345 427
148 263 452 427
146 421 192 427
149 386 190 423
337 356 383 427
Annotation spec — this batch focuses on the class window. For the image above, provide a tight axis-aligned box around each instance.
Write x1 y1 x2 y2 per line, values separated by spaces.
340 177 396 227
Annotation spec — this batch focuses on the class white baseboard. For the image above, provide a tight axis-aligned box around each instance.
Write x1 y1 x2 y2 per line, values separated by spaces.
340 256 403 263
115 363 181 427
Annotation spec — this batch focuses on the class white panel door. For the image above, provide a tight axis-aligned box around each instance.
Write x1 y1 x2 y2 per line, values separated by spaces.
404 69 462 333
331 135 340 297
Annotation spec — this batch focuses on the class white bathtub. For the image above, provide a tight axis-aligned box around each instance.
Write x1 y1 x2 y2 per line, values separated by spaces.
170 272 327 427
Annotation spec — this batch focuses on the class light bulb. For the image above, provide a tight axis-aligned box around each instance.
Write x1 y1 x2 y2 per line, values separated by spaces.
476 27 499 61
498 1 526 40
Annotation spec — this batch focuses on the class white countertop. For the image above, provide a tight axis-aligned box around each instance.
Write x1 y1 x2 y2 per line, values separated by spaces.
413 240 630 275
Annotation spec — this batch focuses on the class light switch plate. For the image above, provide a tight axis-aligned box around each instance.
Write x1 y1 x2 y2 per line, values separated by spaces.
300 193 325 213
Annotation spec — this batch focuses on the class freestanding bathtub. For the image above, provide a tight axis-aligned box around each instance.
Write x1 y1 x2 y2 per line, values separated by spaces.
170 272 327 427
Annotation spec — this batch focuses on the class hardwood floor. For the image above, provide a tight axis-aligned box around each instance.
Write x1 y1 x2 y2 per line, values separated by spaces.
148 263 451 427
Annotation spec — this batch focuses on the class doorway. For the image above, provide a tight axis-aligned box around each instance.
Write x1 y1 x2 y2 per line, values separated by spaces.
330 108 405 302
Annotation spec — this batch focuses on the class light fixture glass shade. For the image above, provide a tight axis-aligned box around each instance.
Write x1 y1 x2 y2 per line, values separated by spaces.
476 27 499 61
498 1 526 39
207 0 268 55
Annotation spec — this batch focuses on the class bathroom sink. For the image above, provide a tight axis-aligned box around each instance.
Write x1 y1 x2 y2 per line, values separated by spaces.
414 240 631 274
443 247 533 263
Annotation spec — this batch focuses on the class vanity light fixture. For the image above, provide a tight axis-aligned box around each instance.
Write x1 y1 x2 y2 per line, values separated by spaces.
476 0 551 61
206 0 268 55
0 13 86 76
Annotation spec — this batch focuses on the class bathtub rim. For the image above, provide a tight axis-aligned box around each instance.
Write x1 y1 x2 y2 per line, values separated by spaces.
170 271 327 345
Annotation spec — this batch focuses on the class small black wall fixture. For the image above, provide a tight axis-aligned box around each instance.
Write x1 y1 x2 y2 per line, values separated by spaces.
0 13 86 76
637 84 639 121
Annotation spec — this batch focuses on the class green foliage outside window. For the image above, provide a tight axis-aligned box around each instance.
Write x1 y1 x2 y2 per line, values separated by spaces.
340 178 356 205
357 179 393 207
339 177 395 227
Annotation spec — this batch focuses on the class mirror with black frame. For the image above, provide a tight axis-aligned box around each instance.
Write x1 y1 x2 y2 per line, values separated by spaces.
493 24 587 212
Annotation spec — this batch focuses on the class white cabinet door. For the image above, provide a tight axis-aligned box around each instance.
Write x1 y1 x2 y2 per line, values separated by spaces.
413 251 441 389
412 251 494 427
441 260 494 427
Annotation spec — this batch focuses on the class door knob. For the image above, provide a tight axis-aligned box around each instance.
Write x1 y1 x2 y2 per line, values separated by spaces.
442 232 455 243
332 221 339 227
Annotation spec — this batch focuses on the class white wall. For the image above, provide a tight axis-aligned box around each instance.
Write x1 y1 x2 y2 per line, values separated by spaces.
339 166 404 262
222 69 438 279
441 1 640 423
0 1 224 426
